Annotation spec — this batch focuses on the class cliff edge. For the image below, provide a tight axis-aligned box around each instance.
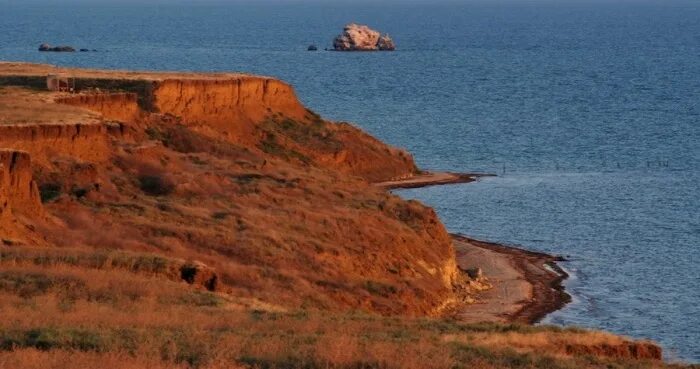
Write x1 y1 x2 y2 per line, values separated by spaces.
0 62 455 316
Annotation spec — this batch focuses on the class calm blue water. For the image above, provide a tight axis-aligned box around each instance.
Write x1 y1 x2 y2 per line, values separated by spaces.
1 0 699 362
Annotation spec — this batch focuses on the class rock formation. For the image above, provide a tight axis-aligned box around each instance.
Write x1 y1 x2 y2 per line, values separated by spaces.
39 43 76 52
0 150 43 216
333 24 396 51
377 34 396 51
0 150 44 242
0 123 114 166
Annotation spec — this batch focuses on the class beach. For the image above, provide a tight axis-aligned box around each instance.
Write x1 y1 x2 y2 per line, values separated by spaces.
374 171 488 190
384 173 571 324
453 235 570 324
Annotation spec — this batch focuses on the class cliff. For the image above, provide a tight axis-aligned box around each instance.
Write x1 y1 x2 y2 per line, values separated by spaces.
0 123 113 165
0 150 42 216
0 62 418 182
56 92 142 123
152 78 307 135
147 78 418 181
0 150 43 241
0 64 453 316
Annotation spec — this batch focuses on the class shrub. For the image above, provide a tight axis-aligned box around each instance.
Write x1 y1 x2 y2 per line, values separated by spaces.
363 281 398 297
71 187 89 199
0 328 106 352
38 183 62 202
211 211 230 220
157 290 223 307
0 271 86 299
138 175 175 196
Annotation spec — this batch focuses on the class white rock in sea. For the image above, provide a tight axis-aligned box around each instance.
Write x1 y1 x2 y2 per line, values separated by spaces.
333 24 396 51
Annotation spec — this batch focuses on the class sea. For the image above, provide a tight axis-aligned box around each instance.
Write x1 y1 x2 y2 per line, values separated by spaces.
1 0 698 362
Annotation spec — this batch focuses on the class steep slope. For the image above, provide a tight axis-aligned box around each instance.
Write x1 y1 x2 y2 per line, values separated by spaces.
0 150 43 241
0 64 457 315
56 92 142 123
0 62 418 182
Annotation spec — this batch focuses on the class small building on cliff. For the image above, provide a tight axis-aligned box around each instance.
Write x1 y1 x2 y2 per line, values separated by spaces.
46 74 75 92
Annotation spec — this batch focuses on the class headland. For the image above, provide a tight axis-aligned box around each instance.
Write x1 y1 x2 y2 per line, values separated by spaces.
0 61 669 368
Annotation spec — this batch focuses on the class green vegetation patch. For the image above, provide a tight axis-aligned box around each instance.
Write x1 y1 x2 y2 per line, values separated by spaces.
0 248 174 277
0 327 107 352
38 183 62 203
159 291 223 307
0 271 86 299
363 280 398 297
260 116 342 153
258 133 311 164
138 175 175 196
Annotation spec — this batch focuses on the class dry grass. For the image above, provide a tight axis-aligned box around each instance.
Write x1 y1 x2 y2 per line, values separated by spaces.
0 349 210 369
0 246 688 369
0 87 100 125
23 120 458 316
1 79 442 316
0 61 256 81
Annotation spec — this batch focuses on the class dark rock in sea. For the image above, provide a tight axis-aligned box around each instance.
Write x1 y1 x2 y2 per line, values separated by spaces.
333 23 396 51
38 43 76 52
307 45 318 51
79 48 90 52
377 34 396 51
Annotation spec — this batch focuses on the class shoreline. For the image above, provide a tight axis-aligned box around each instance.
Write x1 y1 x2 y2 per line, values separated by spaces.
383 171 571 324
373 171 494 190
453 234 571 324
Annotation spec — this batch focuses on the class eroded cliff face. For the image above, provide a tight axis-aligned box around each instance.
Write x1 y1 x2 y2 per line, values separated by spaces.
49 77 418 182
152 78 307 135
0 70 453 316
324 123 419 182
56 93 142 123
0 150 43 240
0 150 43 214
0 123 113 165
148 78 418 182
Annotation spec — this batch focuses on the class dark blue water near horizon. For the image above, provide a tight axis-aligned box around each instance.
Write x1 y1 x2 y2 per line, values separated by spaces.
1 1 699 362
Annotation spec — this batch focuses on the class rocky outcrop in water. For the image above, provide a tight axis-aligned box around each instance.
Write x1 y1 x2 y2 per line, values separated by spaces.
39 43 76 52
333 24 396 51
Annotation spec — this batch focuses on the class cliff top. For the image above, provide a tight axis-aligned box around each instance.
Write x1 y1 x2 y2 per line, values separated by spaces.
0 61 264 81
0 87 100 125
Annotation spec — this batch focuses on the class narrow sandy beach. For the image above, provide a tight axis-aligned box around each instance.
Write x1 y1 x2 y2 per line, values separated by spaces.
453 235 570 324
373 171 490 190
379 173 570 324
